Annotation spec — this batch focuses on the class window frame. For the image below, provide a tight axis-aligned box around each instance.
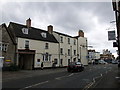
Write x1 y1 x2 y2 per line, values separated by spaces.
25 40 29 49
45 43 49 49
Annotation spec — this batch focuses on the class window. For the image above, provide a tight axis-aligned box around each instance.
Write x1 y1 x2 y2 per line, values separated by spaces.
49 54 51 61
60 48 63 55
60 36 63 43
74 50 76 55
0 43 8 52
68 38 70 44
41 32 47 38
68 49 70 56
45 52 49 61
45 43 49 49
60 59 63 65
25 40 29 49
22 28 28 34
43 53 51 61
54 59 58 64
74 39 76 45
37 59 40 62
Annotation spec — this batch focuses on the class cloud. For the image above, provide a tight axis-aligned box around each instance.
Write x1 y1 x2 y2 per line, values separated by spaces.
0 2 117 56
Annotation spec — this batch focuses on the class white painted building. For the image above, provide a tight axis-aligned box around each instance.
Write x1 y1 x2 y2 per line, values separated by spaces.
8 18 88 69
8 19 59 69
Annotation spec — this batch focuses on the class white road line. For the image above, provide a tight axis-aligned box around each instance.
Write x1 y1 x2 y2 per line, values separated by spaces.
55 73 74 80
19 81 49 90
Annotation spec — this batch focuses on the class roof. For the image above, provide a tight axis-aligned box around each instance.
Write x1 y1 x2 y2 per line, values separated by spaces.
54 31 72 38
1 23 16 45
8 22 59 43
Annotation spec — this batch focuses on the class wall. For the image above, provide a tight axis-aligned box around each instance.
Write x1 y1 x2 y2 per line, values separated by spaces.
18 38 59 68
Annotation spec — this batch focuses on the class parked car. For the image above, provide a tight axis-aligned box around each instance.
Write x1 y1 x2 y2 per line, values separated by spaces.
67 62 84 72
112 60 118 64
98 60 108 64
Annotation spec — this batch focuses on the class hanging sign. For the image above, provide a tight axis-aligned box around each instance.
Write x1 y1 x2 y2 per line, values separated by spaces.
108 31 116 40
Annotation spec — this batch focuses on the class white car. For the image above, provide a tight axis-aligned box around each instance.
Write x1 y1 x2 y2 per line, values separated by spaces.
99 60 108 64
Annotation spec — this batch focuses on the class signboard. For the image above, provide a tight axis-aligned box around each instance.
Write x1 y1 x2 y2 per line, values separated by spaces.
108 31 116 40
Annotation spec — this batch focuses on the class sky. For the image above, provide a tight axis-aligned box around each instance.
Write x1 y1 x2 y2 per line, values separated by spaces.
0 0 118 57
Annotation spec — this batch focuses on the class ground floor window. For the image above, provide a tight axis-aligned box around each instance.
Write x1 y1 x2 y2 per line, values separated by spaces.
60 59 63 65
42 53 51 61
68 59 70 64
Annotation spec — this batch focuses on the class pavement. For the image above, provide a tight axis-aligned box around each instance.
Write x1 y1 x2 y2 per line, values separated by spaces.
1 64 120 88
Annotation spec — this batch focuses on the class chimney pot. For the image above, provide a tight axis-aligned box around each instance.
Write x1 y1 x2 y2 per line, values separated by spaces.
48 25 53 34
78 30 84 37
26 18 31 28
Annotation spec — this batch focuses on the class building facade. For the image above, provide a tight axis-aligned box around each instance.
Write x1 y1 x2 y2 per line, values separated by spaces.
8 19 59 69
7 18 88 69
0 23 16 67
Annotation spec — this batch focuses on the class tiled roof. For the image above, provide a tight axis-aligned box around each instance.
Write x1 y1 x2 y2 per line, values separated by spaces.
8 22 59 43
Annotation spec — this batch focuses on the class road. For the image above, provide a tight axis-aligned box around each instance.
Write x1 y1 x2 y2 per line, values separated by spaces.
2 64 118 89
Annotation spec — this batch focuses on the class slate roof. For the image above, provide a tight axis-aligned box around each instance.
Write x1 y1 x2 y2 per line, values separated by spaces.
54 31 73 38
8 22 59 43
1 23 16 45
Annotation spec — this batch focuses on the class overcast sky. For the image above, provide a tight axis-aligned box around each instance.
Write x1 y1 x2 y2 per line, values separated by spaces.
0 0 118 57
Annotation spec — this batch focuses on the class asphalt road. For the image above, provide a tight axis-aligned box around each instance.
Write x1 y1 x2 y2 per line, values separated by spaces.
2 64 118 89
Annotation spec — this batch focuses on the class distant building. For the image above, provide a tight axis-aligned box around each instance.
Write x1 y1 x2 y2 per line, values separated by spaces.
88 50 100 64
100 49 115 63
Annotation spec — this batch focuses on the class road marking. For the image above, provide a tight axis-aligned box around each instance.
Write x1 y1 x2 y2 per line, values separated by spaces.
83 73 103 90
19 81 49 90
115 77 120 79
55 73 74 80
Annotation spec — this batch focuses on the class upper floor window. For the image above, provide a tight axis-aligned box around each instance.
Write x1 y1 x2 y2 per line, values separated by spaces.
41 32 47 38
74 39 76 45
60 36 63 43
74 50 76 55
22 28 28 34
45 43 49 49
60 48 63 55
68 38 70 44
25 40 29 49
68 49 70 56
0 42 8 52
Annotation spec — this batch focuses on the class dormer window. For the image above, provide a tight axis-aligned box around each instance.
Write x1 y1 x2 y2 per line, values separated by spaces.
22 28 28 34
41 32 47 38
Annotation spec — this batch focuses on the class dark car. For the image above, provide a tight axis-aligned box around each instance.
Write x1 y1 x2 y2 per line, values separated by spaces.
67 62 84 72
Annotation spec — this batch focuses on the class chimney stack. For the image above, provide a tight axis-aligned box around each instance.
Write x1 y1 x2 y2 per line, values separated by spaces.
48 25 53 34
26 18 31 28
78 30 84 37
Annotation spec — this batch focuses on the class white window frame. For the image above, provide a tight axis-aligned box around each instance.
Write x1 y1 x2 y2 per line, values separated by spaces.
0 42 9 52
45 43 49 49
60 48 63 55
22 28 28 34
25 40 29 49
68 49 70 56
60 36 63 43
68 38 70 44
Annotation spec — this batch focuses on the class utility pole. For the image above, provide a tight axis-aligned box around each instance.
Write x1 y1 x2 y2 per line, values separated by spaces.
112 1 120 64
